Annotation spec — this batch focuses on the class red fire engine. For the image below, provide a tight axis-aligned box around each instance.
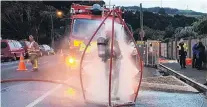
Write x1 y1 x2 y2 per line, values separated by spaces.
66 3 123 66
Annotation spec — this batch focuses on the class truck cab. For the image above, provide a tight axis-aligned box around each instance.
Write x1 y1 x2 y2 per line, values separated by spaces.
68 3 123 63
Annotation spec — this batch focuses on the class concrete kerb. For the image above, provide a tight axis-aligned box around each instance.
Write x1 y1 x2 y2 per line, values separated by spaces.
158 64 207 96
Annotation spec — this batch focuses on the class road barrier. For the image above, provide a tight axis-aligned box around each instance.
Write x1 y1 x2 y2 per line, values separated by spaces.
136 40 160 67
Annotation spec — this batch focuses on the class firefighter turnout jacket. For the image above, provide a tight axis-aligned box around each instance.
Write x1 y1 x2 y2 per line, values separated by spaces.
28 41 40 56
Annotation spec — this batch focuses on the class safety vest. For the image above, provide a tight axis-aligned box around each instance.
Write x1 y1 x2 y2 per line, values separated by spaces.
178 43 188 51
28 41 40 55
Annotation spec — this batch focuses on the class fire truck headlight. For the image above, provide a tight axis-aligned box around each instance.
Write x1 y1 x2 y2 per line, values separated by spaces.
65 56 76 66
69 58 75 64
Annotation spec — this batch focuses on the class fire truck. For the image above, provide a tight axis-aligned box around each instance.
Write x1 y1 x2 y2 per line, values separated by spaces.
66 3 124 67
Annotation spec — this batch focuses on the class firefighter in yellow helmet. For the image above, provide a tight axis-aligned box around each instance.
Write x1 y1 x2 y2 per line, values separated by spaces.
28 35 40 72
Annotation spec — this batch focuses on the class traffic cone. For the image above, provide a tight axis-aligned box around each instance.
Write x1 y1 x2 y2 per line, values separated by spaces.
60 49 64 62
17 53 27 71
60 49 63 56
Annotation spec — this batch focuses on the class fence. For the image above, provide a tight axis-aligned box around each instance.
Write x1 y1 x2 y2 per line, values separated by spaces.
136 40 160 67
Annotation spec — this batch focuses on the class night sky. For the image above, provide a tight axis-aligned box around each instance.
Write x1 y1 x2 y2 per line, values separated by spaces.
43 1 105 9
43 1 75 9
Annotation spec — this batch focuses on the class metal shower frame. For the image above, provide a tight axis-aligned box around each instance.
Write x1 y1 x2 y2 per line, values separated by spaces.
79 6 143 107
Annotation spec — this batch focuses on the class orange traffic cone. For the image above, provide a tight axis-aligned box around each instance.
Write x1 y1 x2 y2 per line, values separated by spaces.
17 53 27 71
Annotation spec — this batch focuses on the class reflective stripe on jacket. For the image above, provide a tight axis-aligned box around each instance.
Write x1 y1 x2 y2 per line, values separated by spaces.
178 43 188 51
28 41 40 55
178 43 187 56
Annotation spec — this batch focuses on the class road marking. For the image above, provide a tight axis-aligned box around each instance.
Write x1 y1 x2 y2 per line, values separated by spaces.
1 66 18 71
1 82 30 91
25 78 74 107
1 61 19 66
25 84 62 107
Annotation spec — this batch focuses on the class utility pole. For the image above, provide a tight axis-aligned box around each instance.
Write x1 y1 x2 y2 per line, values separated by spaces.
50 8 54 49
140 3 144 41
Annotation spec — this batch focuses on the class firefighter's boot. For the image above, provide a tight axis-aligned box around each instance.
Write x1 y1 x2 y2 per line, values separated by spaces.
32 58 38 72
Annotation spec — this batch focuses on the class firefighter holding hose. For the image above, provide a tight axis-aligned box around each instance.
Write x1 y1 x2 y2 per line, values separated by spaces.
97 31 122 100
28 35 40 72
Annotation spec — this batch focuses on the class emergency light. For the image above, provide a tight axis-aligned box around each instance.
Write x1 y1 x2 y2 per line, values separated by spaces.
91 4 103 15
91 4 102 11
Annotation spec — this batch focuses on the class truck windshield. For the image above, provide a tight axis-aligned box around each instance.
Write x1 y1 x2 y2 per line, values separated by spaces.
72 18 104 39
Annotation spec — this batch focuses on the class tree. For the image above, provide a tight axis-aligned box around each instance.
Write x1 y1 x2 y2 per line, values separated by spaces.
174 26 197 39
193 15 207 35
1 1 49 41
165 24 174 38
197 20 207 34
135 26 165 41
158 8 166 15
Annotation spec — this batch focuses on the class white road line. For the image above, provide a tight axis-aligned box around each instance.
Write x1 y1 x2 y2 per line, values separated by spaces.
1 82 30 91
25 84 62 107
1 61 18 66
25 78 73 107
1 66 18 71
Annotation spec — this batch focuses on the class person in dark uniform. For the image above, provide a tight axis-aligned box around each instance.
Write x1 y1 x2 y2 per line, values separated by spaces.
192 42 199 68
196 41 205 70
178 39 187 69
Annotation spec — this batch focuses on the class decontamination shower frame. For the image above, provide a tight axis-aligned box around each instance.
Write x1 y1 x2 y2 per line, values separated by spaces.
79 6 143 107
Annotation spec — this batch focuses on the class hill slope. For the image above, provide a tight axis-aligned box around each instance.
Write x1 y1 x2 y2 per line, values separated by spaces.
123 6 206 16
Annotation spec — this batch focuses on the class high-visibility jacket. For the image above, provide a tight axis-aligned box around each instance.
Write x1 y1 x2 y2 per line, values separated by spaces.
178 43 188 51
28 41 40 56
178 43 187 56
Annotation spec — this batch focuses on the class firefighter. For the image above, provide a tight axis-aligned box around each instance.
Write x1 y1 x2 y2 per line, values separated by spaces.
28 35 40 72
178 39 188 69
97 31 122 100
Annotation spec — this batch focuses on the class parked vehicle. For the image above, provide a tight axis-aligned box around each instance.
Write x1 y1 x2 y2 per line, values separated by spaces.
39 45 55 56
1 40 25 61
20 40 30 58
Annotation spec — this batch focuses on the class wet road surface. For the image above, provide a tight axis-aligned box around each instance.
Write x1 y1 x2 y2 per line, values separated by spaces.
1 55 207 107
